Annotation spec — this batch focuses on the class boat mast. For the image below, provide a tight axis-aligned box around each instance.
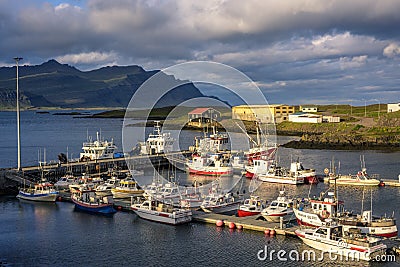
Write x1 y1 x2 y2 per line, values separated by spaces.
14 57 23 170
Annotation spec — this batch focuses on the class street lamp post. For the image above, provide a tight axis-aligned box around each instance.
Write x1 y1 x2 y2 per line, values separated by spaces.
14 57 23 170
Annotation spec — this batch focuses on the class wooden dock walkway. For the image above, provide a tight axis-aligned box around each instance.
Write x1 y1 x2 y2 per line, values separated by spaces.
383 179 400 187
192 211 299 236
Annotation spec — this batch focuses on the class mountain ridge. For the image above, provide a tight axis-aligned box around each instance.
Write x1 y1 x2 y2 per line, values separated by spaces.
0 60 205 109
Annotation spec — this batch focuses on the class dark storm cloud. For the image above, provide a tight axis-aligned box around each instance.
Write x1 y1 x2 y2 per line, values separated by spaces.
0 0 399 103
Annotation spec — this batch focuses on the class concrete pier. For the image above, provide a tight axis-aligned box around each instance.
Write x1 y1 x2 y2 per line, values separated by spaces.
0 151 191 193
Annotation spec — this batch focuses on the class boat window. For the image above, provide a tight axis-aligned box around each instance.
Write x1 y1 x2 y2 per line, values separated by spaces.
270 201 278 207
279 203 286 207
316 228 327 236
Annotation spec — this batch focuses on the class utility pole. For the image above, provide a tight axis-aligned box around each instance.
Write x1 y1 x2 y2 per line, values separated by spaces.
14 57 23 171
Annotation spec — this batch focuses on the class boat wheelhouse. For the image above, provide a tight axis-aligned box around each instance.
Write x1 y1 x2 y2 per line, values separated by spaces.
80 131 117 161
140 121 174 155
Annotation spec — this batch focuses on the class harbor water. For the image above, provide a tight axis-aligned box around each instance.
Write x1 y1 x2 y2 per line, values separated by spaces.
0 111 399 266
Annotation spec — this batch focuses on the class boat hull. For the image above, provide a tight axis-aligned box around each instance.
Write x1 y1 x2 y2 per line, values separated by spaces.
187 167 232 176
111 190 144 199
237 209 261 217
16 191 58 202
258 175 304 185
201 202 240 214
132 207 192 225
72 198 116 214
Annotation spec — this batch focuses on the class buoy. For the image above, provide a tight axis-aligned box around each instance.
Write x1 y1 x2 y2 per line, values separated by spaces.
117 206 122 211
264 229 270 235
228 222 236 229
270 229 276 236
57 196 62 201
216 220 224 227
379 181 385 187
237 224 243 230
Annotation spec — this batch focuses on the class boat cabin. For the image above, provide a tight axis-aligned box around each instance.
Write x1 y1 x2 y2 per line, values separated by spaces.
309 192 344 218
242 196 264 210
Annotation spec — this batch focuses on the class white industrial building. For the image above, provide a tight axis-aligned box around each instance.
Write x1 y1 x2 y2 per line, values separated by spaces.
289 113 340 123
388 103 400 113
289 113 322 123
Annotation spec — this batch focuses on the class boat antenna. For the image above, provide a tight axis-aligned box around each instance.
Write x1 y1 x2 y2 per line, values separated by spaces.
370 188 373 215
361 186 365 214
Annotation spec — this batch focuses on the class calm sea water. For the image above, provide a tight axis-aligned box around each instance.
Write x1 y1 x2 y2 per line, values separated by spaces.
0 111 399 266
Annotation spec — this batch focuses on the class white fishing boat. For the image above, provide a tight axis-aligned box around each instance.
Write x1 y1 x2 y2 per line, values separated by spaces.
54 173 78 190
17 182 59 202
255 162 305 185
200 191 242 214
152 182 183 206
192 126 230 155
95 177 120 196
140 121 174 155
293 190 398 238
244 157 271 179
324 156 383 186
111 178 144 199
80 131 117 161
325 168 382 186
237 195 266 217
131 196 192 225
186 153 233 176
260 190 295 222
295 223 387 261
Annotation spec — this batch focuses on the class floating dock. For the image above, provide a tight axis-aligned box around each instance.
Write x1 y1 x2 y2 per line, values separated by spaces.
192 211 300 236
113 199 299 236
383 179 400 187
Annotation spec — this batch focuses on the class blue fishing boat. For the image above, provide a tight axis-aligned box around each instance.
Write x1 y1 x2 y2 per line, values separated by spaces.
16 182 59 202
71 187 116 214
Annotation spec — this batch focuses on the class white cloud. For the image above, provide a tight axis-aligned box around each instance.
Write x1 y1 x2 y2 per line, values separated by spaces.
383 43 400 58
56 51 117 65
339 55 368 69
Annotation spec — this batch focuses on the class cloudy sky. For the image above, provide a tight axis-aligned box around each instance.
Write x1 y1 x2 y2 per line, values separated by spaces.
1 0 399 105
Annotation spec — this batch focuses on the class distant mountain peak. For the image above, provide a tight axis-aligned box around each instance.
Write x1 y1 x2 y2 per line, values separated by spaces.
38 59 80 74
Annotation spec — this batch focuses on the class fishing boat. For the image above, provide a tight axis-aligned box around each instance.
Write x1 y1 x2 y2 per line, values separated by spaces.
131 196 192 225
80 131 117 161
255 161 305 185
111 178 144 199
186 153 233 176
151 182 183 206
54 173 78 190
191 126 230 155
139 121 174 155
16 182 59 202
200 191 242 214
95 177 120 196
324 156 383 186
260 190 295 222
71 188 116 214
244 157 271 179
237 195 266 217
293 190 398 238
295 223 387 261
325 169 382 186
235 121 277 164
